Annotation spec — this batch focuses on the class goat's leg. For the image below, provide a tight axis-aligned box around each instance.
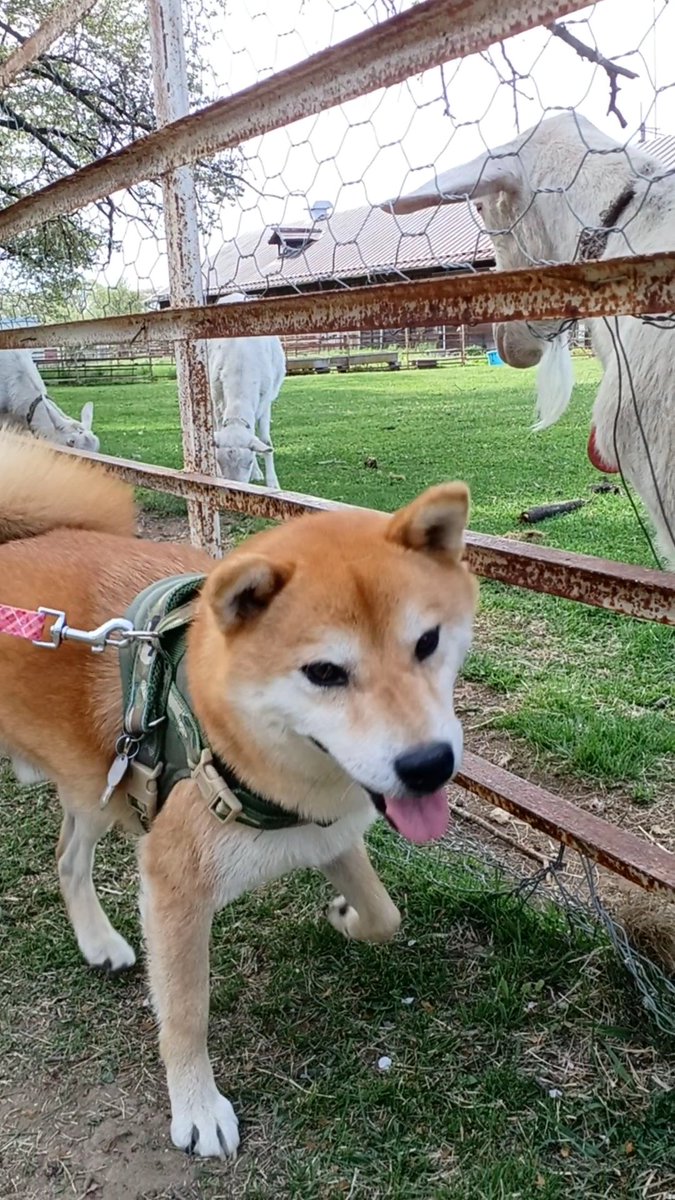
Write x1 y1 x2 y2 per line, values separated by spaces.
258 405 279 490
263 450 279 490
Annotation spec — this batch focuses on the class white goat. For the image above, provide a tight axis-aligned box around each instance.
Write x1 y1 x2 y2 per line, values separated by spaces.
0 349 99 451
383 112 675 567
207 292 285 489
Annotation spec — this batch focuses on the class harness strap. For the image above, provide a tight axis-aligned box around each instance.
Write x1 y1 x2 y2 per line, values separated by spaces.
118 573 311 833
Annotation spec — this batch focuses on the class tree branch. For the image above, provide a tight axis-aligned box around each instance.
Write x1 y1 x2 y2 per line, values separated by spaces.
30 59 154 136
0 17 154 140
547 21 639 129
33 57 155 135
0 100 81 171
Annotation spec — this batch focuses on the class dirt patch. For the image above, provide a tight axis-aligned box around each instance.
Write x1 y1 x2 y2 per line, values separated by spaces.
0 1078 205 1200
0 1072 286 1200
136 511 193 544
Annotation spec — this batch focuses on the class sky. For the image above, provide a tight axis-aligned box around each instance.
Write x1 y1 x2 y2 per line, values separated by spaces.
105 0 675 295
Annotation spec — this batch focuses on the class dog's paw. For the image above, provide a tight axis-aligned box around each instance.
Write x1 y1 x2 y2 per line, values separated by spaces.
327 895 360 938
79 928 137 974
171 1089 239 1159
327 895 401 943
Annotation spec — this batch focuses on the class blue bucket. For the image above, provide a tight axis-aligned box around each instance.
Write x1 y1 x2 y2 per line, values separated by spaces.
486 349 504 366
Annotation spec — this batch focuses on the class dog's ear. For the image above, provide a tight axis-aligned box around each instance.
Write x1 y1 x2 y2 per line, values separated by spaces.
387 483 469 563
206 554 294 632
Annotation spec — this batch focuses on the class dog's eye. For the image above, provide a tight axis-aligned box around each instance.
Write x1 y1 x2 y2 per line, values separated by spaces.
415 626 440 662
302 661 349 688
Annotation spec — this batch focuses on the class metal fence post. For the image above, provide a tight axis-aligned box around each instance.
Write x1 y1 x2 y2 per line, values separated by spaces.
147 0 221 555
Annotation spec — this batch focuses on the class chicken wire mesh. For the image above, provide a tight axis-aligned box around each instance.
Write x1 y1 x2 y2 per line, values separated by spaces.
0 2 673 321
0 0 673 1024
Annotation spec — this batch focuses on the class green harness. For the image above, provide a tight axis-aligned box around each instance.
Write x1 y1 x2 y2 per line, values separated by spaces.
113 573 306 833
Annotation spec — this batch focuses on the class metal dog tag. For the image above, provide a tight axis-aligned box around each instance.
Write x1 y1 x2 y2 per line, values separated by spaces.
100 753 130 808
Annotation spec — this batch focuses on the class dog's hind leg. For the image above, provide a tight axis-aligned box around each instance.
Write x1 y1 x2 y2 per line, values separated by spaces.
11 756 48 785
56 790 136 972
323 839 401 942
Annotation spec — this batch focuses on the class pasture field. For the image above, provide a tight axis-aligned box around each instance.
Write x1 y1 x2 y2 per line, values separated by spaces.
0 360 673 1200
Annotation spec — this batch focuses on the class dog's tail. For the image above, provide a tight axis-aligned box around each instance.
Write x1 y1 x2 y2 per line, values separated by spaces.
0 429 135 545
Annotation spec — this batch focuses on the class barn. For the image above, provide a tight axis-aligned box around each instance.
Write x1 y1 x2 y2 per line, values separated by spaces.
191 131 675 365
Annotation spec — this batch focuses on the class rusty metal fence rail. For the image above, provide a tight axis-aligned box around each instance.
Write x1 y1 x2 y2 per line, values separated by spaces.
0 0 673 903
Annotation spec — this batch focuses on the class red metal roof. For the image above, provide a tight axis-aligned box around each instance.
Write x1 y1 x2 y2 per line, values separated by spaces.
207 201 493 295
644 133 675 172
206 134 675 296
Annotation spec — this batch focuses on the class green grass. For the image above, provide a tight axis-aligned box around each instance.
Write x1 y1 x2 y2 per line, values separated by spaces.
1 761 673 1198
52 360 674 798
1 364 674 1196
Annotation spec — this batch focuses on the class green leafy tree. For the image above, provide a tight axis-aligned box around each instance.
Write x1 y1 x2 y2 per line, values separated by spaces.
0 0 241 313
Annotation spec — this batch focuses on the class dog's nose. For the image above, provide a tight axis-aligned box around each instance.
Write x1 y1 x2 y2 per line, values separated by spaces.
394 741 455 793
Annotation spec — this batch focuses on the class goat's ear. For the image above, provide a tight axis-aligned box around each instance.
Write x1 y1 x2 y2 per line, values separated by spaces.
80 401 94 430
387 484 469 564
250 435 272 454
381 152 522 214
205 554 294 633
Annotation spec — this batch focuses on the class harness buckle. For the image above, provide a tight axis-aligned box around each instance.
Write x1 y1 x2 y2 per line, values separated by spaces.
192 749 243 825
126 760 163 831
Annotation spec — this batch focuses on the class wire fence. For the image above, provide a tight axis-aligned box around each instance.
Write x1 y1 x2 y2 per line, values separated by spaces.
0 0 674 1025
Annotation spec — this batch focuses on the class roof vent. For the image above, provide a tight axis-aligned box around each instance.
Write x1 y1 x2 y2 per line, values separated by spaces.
268 225 322 258
308 200 333 222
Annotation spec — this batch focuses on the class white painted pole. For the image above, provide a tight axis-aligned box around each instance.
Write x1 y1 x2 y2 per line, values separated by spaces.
147 0 220 554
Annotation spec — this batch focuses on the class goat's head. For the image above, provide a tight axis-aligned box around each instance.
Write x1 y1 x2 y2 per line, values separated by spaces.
215 426 271 483
381 112 652 368
43 398 100 452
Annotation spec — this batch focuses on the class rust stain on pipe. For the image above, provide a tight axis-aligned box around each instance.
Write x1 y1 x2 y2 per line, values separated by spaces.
58 449 675 625
457 752 675 894
1 255 674 351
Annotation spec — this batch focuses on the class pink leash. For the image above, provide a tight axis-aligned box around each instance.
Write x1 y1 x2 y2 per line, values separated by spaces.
0 603 143 652
0 603 46 642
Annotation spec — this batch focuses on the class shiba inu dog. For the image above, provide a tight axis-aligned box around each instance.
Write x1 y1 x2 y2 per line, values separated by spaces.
0 431 477 1158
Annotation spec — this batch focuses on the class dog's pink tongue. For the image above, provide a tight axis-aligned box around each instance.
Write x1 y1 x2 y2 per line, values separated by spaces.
384 790 449 844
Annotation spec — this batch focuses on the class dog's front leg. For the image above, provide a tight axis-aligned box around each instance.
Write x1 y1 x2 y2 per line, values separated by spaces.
139 796 239 1159
322 839 400 943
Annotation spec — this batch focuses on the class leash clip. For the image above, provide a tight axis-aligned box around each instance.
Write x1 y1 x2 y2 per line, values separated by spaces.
34 610 156 654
